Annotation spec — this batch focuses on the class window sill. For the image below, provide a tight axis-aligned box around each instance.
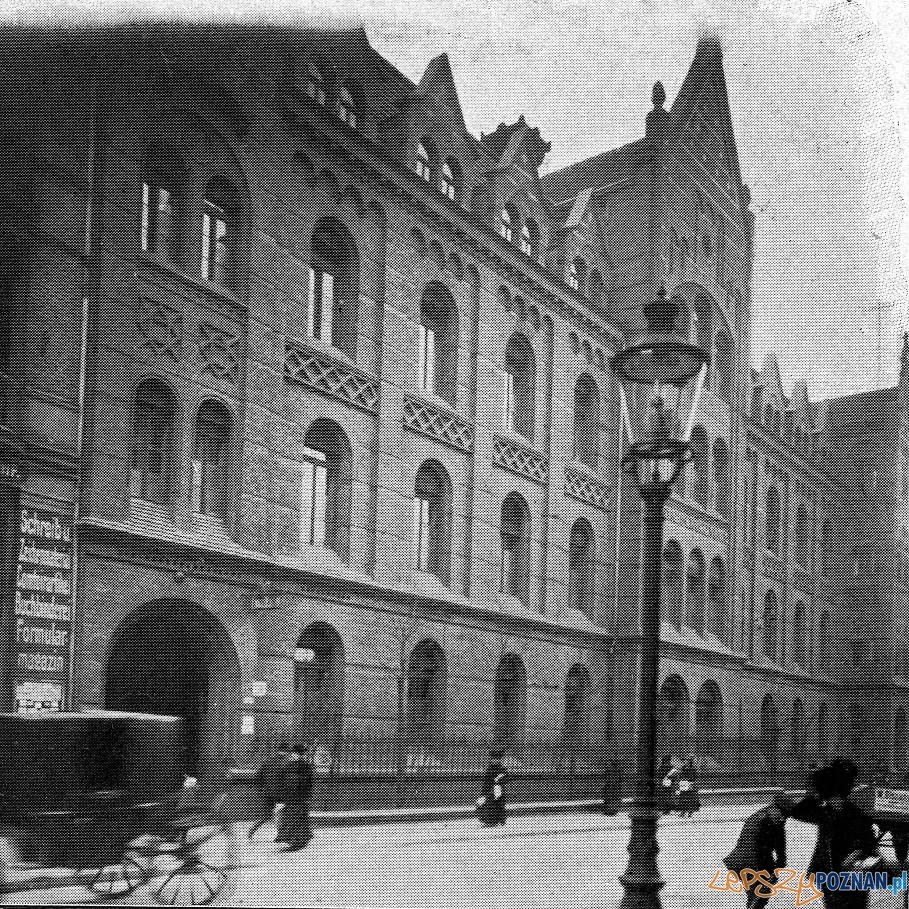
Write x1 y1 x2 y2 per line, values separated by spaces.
497 426 539 452
414 389 459 416
136 254 247 310
298 335 359 370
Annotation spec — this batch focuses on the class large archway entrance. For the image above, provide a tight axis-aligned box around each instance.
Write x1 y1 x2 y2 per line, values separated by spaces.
104 601 241 775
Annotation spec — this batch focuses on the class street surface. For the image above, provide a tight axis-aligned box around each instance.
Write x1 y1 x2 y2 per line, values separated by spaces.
5 806 907 907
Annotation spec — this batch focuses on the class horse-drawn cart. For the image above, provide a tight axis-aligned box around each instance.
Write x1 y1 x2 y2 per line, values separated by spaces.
0 710 238 904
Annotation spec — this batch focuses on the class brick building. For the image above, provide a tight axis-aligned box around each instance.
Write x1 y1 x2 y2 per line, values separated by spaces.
0 24 903 794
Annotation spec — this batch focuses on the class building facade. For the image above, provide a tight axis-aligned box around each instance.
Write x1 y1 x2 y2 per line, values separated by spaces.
0 24 902 791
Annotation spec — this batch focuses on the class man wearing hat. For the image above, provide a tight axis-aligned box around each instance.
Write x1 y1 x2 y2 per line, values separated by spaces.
724 792 796 909
480 750 508 826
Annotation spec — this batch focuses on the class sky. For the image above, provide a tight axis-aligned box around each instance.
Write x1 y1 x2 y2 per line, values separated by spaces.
7 0 909 399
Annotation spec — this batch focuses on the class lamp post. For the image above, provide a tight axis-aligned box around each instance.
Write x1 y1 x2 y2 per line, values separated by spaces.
611 285 709 909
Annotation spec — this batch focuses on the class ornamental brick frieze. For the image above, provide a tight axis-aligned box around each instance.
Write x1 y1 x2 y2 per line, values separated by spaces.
564 467 611 511
200 321 243 386
402 395 473 452
137 299 182 362
284 342 380 412
492 435 548 484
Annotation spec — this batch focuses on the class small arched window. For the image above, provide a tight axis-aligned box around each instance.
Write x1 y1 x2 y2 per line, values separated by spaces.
306 63 326 105
763 590 779 661
337 83 359 127
201 177 240 289
494 655 528 750
440 158 461 201
130 379 177 506
658 675 690 742
686 548 706 635
713 438 730 518
418 283 459 406
310 217 360 359
520 218 539 258
662 541 684 629
300 419 353 560
406 640 447 747
568 257 586 292
563 664 591 740
501 492 531 604
707 557 727 642
568 518 595 615
795 504 810 567
573 374 600 469
192 399 232 522
792 602 807 665
413 460 453 585
766 486 781 555
295 622 345 746
499 206 515 243
140 146 184 264
695 681 723 746
416 140 434 182
503 334 536 441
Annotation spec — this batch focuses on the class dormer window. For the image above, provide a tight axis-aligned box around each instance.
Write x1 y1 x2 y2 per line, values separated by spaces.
337 84 358 128
568 258 586 293
416 140 434 182
520 218 540 259
306 64 326 106
440 158 461 201
500 207 514 243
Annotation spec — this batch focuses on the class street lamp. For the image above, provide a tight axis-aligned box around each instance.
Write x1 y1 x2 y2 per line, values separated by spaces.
611 285 709 909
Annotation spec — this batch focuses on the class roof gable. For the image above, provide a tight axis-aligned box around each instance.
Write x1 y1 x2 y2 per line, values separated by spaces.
416 53 465 126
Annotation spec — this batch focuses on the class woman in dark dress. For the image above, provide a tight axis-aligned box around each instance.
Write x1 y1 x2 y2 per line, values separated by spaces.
676 757 700 817
789 759 878 909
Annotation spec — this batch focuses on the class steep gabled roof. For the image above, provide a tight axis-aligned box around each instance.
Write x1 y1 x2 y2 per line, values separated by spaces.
416 52 465 126
538 137 648 205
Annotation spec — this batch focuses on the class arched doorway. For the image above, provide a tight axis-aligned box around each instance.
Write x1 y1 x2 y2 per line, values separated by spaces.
695 681 723 759
294 622 345 749
105 601 241 775
658 675 691 755
761 695 779 772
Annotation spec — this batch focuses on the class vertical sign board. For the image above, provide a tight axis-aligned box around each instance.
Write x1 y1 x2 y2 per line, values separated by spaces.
13 507 73 712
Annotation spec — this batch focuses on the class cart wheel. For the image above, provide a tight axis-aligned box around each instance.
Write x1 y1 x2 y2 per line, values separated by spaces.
86 851 148 898
150 825 236 906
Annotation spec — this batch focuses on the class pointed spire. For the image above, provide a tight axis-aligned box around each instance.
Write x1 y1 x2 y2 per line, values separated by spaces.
417 52 465 125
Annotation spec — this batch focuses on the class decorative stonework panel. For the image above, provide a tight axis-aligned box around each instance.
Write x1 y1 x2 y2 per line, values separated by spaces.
565 467 611 511
284 342 379 412
137 299 182 361
402 395 473 452
492 435 548 484
200 321 243 386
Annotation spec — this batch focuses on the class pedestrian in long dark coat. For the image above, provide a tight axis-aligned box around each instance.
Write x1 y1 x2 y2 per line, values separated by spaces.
724 793 795 909
789 759 878 909
480 750 507 826
656 755 675 814
676 757 700 817
249 742 292 839
276 745 314 850
602 759 620 816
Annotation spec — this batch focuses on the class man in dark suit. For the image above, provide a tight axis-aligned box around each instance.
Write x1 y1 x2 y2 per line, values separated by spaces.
276 744 315 850
481 750 508 826
725 792 795 909
249 742 292 839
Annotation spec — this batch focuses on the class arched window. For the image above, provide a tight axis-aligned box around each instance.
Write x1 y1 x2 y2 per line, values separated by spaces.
707 557 727 642
568 257 586 293
563 664 591 741
658 675 690 743
406 640 447 747
792 602 807 666
310 217 360 359
568 518 595 615
503 334 536 441
715 331 733 403
501 493 531 605
663 541 684 630
418 283 459 406
712 438 730 518
140 146 184 264
416 139 435 182
795 504 810 567
695 681 723 750
300 419 353 560
686 549 706 635
305 63 326 105
201 177 240 289
337 83 359 127
130 379 177 506
791 698 805 759
499 206 516 243
413 460 452 585
520 218 539 259
494 655 527 750
689 426 709 508
440 158 461 201
818 702 829 757
817 611 831 672
761 694 779 769
765 486 781 555
192 399 232 521
295 622 345 747
763 590 779 661
573 374 600 469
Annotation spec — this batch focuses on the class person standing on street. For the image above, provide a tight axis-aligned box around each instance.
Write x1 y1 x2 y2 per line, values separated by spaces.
480 749 508 826
656 755 676 814
724 793 795 909
676 757 700 817
276 744 315 850
249 742 292 840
